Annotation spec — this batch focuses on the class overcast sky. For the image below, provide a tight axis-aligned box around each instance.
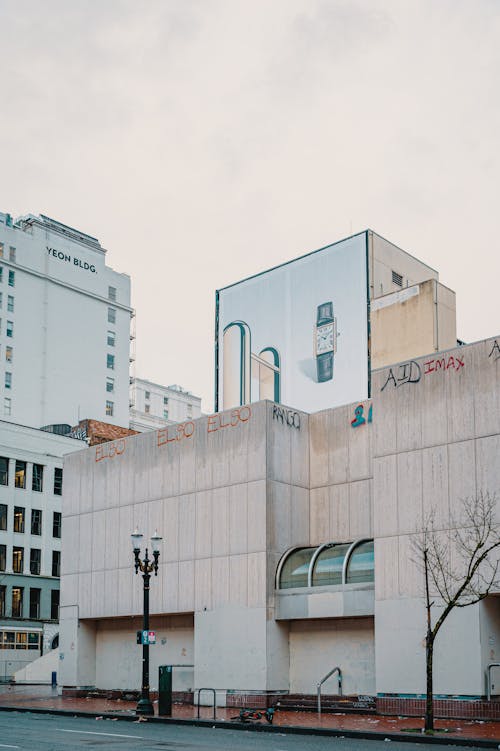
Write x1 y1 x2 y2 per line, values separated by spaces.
1 0 498 410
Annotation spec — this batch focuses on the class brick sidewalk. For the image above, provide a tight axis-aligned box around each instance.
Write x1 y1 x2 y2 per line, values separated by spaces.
0 685 499 745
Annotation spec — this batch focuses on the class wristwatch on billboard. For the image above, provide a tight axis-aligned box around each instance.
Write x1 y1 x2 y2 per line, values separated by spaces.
314 301 337 382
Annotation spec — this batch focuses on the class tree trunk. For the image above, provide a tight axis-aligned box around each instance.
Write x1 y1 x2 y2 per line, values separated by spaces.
425 636 434 732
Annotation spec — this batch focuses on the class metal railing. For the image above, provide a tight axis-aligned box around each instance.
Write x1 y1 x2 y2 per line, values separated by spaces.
196 688 217 720
317 666 342 715
486 663 500 701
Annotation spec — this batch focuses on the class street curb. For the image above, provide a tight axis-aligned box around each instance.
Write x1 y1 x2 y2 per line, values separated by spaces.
0 705 498 747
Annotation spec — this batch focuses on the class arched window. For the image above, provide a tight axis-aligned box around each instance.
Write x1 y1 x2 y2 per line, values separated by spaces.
278 547 316 589
222 322 251 408
345 540 374 584
277 539 374 590
312 543 350 587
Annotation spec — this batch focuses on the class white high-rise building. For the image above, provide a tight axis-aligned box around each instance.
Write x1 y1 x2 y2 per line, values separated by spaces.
0 212 133 429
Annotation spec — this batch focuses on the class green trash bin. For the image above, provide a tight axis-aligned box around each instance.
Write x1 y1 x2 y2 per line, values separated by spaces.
158 665 172 716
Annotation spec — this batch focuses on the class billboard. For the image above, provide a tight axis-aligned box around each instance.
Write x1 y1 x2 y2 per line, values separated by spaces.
215 232 370 414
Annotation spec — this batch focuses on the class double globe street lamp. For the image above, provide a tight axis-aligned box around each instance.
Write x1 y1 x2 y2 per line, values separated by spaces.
131 528 162 716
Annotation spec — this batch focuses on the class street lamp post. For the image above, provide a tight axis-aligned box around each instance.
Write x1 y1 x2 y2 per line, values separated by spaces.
131 528 162 716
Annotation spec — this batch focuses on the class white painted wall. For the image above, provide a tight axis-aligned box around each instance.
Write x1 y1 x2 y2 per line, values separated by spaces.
289 617 375 695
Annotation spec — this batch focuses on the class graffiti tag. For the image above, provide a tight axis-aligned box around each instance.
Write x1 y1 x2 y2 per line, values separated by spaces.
489 340 500 362
381 360 421 391
424 355 464 374
207 406 252 433
95 439 126 463
272 405 301 429
351 403 373 427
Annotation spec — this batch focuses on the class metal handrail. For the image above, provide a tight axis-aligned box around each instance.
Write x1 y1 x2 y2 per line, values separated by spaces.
196 687 217 720
486 663 500 701
317 666 342 715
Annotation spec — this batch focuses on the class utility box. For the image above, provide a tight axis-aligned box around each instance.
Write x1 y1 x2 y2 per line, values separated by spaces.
158 665 172 716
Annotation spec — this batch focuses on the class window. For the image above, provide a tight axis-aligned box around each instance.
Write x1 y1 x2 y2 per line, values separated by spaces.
107 354 115 370
52 550 60 577
32 464 43 492
0 291 2 306
6 320 13 337
145 391 150 400
14 461 26 489
346 540 375 584
163 409 168 419
4 397 11 416
392 270 403 287
312 543 350 586
0 587 5 617
13 547 24 574
50 589 59 620
163 396 168 405
0 459 8 486
105 400 114 417
30 548 41 575
9 247 16 263
106 377 114 393
5 372 12 389
31 509 42 536
145 404 150 414
0 505 6 530
108 307 116 324
0 545 5 571
29 589 41 620
0 243 3 257
5 346 12 362
7 295 13 312
0 267 2 282
187 403 193 417
28 632 40 650
0 631 14 648
53 468 63 496
8 270 14 287
107 331 115 347
279 548 316 589
12 588 23 617
13 506 25 532
108 286 116 301
53 512 62 538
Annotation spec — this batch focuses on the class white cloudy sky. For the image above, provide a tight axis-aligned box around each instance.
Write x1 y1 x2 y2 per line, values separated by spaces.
1 0 498 410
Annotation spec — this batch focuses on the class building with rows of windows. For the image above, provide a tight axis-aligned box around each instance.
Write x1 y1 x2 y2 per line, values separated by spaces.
0 421 83 680
0 211 133 430
129 378 202 432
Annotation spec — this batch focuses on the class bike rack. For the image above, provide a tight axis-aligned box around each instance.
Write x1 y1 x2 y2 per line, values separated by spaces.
317 666 342 715
196 687 217 720
486 663 500 701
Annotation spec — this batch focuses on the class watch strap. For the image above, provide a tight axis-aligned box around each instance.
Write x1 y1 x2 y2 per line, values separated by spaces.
317 301 333 325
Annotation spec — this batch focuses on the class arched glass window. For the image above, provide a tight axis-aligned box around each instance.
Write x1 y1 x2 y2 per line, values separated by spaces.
279 547 316 589
346 540 374 584
222 322 251 408
312 543 350 586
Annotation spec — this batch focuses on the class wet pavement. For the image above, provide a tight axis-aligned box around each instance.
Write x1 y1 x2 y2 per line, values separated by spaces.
0 685 499 745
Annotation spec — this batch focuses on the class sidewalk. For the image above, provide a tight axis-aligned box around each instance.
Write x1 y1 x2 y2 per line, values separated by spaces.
0 685 499 746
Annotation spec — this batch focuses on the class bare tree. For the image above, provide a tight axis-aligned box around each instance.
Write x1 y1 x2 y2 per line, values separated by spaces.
412 491 500 732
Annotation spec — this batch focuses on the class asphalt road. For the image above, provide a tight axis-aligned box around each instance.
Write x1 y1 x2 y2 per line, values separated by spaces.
0 712 488 751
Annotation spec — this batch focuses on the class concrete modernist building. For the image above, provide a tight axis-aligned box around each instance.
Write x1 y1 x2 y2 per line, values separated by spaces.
0 211 133 429
130 379 202 433
59 334 500 717
0 421 83 680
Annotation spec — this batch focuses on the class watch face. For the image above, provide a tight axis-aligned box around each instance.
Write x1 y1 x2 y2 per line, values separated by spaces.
316 323 334 354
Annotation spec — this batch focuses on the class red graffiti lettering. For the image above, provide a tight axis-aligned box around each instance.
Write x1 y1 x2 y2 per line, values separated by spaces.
95 439 126 463
424 360 435 374
455 356 464 370
424 355 465 378
157 422 195 447
207 406 252 434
